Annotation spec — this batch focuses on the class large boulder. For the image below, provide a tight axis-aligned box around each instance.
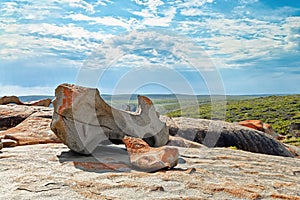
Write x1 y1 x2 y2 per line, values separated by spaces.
51 84 169 155
161 116 294 157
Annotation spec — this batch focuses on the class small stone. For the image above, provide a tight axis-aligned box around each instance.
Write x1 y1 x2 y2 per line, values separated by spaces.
1 139 17 147
122 136 179 172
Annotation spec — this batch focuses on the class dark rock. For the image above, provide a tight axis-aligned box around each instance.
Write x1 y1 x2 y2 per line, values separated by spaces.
161 117 294 157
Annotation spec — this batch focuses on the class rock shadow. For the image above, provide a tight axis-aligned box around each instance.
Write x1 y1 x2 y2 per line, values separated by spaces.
57 144 132 173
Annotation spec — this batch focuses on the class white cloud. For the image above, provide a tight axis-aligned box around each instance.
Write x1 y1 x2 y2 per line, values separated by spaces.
180 8 206 16
68 14 138 30
177 0 214 8
56 0 95 14
176 15 300 68
0 85 54 96
134 0 164 13
0 22 113 61
84 30 216 72
143 7 176 27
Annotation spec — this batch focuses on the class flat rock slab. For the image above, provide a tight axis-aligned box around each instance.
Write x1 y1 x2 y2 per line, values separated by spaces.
0 105 48 130
0 107 60 145
0 143 299 199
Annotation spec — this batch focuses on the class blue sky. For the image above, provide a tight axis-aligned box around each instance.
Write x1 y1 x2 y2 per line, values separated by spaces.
0 0 299 95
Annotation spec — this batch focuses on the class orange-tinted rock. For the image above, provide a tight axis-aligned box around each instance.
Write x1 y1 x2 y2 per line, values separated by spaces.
73 161 131 172
51 84 169 155
0 104 37 130
0 96 52 107
239 120 264 132
239 120 280 140
0 111 60 145
122 136 179 172
24 98 52 107
0 96 23 105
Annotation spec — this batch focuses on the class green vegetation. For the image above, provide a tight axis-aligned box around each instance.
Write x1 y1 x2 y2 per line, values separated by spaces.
283 137 300 147
227 146 238 150
167 95 300 136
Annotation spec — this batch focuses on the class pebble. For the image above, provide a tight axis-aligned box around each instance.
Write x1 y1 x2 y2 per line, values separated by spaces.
1 139 18 147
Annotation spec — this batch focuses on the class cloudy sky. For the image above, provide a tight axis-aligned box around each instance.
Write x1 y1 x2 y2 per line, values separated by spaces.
0 0 299 96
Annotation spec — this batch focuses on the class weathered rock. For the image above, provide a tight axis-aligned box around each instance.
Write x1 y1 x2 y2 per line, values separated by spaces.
239 120 281 139
0 104 38 130
284 143 300 158
263 123 280 139
1 138 17 147
122 136 179 171
24 98 52 107
0 96 23 105
167 135 206 148
0 96 52 107
161 117 294 157
0 143 300 199
239 119 264 131
0 108 60 145
51 84 169 155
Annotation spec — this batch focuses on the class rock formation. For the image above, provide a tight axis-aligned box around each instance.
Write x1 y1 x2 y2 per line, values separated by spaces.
239 119 280 139
122 136 179 171
0 101 296 157
23 98 52 107
50 84 169 155
0 96 52 107
0 96 23 105
0 90 300 199
161 116 294 157
239 119 264 131
1 143 300 199
0 104 36 130
0 105 60 145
